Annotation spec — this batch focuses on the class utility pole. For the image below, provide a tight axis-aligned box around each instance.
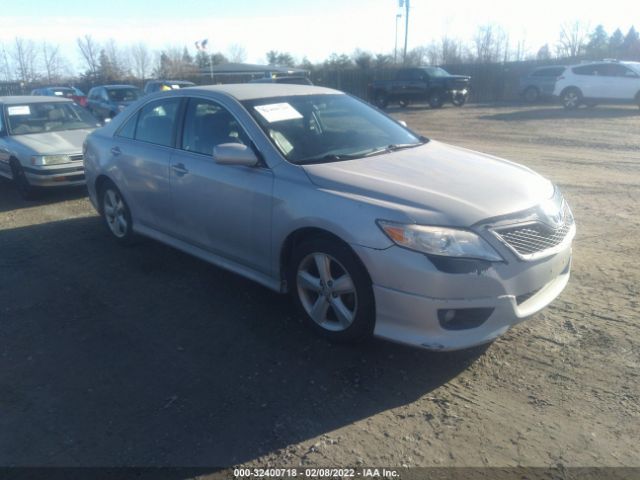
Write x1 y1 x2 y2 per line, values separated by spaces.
394 13 402 63
403 0 410 64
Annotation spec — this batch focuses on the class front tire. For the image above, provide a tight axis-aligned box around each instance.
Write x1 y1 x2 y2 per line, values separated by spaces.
290 237 375 343
99 181 135 244
561 88 582 110
429 90 444 108
452 93 467 107
10 159 36 200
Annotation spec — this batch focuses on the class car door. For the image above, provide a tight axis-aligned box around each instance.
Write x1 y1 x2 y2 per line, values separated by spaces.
604 64 640 100
110 97 181 230
571 65 603 99
168 96 274 275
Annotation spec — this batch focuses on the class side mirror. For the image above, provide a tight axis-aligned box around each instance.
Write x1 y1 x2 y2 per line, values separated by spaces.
398 120 408 127
213 143 259 167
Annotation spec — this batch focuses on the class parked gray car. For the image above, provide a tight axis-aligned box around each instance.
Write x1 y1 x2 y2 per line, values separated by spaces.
87 85 143 121
0 96 99 198
83 84 575 350
519 65 567 102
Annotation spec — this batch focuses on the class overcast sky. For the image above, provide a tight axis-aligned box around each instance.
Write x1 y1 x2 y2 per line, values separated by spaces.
0 0 635 71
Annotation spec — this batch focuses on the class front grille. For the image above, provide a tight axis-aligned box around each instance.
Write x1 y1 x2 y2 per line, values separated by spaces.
492 201 574 259
69 154 83 161
495 222 572 257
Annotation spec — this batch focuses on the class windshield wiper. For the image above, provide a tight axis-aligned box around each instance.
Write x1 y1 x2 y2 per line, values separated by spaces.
298 139 428 165
297 153 365 164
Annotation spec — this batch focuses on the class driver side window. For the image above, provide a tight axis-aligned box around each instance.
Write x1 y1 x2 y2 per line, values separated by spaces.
181 98 249 156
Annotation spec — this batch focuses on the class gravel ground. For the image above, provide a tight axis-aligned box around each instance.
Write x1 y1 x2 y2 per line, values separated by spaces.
0 103 638 469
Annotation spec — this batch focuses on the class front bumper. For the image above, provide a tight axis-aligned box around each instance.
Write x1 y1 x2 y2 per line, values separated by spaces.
351 242 572 351
24 164 86 187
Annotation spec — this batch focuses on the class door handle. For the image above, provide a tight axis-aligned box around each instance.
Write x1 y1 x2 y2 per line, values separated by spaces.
171 163 189 176
111 146 121 156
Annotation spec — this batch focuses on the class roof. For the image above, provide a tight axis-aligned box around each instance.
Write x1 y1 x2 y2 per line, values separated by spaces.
182 83 339 101
147 79 195 84
206 62 307 75
0 95 72 105
93 85 140 89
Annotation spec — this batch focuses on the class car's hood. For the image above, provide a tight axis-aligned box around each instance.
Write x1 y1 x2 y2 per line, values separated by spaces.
302 140 554 227
9 129 94 155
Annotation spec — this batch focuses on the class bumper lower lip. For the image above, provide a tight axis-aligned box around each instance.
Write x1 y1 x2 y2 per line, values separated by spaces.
23 164 86 187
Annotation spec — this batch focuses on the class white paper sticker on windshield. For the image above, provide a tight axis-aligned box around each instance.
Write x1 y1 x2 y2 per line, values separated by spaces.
171 84 180 89
254 103 303 123
53 91 64 96
7 105 31 116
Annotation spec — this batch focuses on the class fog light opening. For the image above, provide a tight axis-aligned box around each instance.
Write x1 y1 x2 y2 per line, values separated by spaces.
438 307 494 331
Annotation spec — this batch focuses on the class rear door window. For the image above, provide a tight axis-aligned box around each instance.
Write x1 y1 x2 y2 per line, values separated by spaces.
134 98 181 147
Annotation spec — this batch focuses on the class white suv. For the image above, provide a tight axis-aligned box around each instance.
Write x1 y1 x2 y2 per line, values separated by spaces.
554 61 640 109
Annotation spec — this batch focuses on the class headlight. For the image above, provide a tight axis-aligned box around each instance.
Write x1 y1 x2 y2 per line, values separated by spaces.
377 220 503 261
31 155 72 166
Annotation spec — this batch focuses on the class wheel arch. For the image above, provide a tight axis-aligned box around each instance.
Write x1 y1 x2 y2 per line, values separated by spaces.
279 226 372 292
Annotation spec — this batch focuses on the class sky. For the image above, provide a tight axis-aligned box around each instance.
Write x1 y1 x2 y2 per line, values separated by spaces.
0 0 635 73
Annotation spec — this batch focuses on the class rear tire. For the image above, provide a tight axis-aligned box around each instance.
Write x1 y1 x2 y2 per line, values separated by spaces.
289 237 375 343
10 159 36 200
99 180 135 245
561 88 582 110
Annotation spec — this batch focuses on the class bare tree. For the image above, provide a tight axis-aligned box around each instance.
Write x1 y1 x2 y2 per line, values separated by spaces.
227 44 247 63
154 46 198 78
41 42 65 83
104 39 130 77
77 35 101 79
473 24 508 63
0 43 13 82
131 42 152 81
557 21 589 58
11 37 39 84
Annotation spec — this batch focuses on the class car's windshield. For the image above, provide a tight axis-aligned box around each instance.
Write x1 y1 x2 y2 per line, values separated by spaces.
423 67 450 77
243 94 426 164
107 88 141 102
5 101 99 135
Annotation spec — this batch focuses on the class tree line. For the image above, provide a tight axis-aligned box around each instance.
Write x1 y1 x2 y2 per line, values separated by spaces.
1 23 638 87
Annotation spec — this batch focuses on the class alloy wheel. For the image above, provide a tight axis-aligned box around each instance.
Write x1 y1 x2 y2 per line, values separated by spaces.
103 188 128 238
296 252 358 332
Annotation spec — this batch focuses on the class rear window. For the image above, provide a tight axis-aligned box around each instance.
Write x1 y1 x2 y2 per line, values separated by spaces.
107 88 141 102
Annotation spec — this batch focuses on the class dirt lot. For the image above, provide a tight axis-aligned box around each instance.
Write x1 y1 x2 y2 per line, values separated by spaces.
0 104 638 469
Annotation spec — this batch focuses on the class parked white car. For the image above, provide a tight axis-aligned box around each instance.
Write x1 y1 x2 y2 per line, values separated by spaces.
554 61 640 109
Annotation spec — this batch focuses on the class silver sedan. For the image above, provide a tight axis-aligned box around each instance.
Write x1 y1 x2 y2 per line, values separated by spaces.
83 84 575 350
0 96 99 198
